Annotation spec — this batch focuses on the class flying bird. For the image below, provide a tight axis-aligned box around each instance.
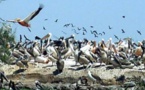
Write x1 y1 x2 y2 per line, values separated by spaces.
62 31 67 35
121 29 125 33
7 4 44 31
83 27 87 33
83 32 85 35
114 35 119 40
122 16 125 18
44 19 48 21
108 26 112 29
43 26 46 30
90 26 94 28
55 19 58 22
93 30 98 35
102 31 105 35
137 30 141 35
71 23 75 27
77 27 81 31
94 33 98 38
99 33 102 36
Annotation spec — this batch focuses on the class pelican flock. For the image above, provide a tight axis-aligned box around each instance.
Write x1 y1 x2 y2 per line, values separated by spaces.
0 3 145 90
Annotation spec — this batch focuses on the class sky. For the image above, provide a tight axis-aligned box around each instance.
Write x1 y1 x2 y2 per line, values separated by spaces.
0 0 145 43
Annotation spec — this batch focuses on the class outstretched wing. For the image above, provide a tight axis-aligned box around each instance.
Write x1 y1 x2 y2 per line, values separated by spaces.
23 4 44 23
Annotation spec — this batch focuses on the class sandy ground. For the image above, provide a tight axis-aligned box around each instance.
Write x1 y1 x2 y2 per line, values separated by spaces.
1 58 145 87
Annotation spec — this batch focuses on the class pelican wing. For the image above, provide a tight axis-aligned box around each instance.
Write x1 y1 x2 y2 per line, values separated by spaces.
6 20 17 23
23 4 44 23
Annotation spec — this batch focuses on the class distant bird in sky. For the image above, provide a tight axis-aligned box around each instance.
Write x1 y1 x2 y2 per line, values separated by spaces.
90 30 93 34
62 31 67 35
102 31 105 35
114 35 119 40
77 27 81 31
94 33 98 38
108 26 112 29
43 26 46 30
55 19 58 22
121 29 125 33
63 24 70 27
71 23 75 27
122 16 125 18
44 19 48 21
83 32 85 35
74 29 79 34
83 27 87 33
137 30 141 35
93 30 98 35
90 26 94 28
99 33 102 36
6 4 44 32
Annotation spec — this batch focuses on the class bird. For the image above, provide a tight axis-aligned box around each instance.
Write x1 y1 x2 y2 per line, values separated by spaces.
90 26 94 28
71 23 75 27
99 33 102 36
85 64 102 84
137 30 141 35
77 27 81 30
102 31 105 35
108 26 112 29
7 4 44 32
35 80 44 90
121 29 125 33
62 31 67 35
114 35 119 40
55 19 58 22
94 33 98 38
43 26 46 30
122 16 125 18
0 71 8 89
92 30 98 35
83 32 85 35
44 19 48 21
115 75 125 84
83 27 87 33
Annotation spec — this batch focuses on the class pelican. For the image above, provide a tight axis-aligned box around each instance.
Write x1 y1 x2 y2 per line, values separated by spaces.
85 64 102 84
13 56 29 69
35 80 44 90
56 48 65 73
7 4 44 32
0 71 8 89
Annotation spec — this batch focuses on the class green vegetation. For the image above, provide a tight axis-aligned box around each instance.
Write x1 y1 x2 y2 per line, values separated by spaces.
0 22 16 63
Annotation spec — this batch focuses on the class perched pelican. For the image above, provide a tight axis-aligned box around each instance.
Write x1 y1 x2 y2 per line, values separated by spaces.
7 4 44 32
56 49 65 73
35 80 44 90
0 71 8 88
85 64 102 84
13 56 29 69
115 75 125 84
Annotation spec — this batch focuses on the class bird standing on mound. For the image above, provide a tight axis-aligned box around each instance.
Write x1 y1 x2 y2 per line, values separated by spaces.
7 4 44 32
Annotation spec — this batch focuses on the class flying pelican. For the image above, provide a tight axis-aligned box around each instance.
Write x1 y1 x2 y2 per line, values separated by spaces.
7 4 44 32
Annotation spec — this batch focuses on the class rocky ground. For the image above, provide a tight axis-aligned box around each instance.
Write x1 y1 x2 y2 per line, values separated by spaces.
1 59 145 90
